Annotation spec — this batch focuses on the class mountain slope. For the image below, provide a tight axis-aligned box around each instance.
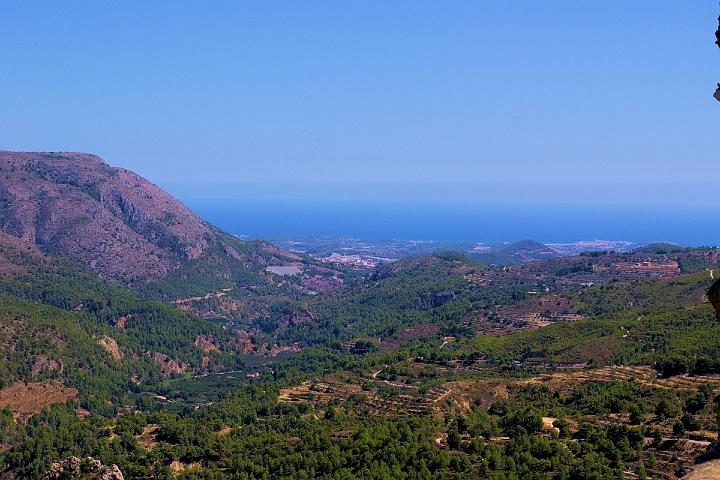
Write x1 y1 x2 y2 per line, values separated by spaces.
470 239 562 264
0 233 247 404
0 151 344 301
0 151 215 282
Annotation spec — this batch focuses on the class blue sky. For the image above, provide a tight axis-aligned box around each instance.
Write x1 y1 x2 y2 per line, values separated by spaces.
1 1 718 205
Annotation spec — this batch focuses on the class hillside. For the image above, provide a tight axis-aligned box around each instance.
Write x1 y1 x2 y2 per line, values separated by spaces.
0 151 346 307
3 152 720 479
0 151 214 282
2 243 719 479
280 246 720 347
634 242 686 254
0 229 719 478
0 231 255 409
470 240 562 265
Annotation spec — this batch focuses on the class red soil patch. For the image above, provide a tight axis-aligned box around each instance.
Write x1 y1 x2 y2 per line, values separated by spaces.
0 381 77 420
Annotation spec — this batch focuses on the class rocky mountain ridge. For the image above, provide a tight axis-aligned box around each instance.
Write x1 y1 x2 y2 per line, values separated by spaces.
0 151 337 298
0 151 216 283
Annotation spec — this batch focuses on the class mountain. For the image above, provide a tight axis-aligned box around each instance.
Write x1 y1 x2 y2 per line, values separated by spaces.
0 151 350 416
1 187 720 478
0 151 213 282
4 152 720 480
0 151 344 301
469 239 562 264
633 242 686 254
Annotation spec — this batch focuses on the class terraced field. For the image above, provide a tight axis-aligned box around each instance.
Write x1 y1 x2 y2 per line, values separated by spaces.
278 379 363 404
533 366 720 392
279 374 455 417
364 386 452 416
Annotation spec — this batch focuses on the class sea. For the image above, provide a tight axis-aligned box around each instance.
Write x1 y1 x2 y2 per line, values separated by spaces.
182 199 720 246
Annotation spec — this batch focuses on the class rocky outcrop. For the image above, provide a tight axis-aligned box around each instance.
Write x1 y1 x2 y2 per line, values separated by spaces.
421 290 457 307
152 352 188 376
45 456 123 479
113 316 128 328
31 355 64 377
282 309 316 327
194 335 219 352
97 336 123 361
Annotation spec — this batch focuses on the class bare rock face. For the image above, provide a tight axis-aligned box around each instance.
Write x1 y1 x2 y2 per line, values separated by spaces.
0 151 214 283
31 355 64 377
194 335 219 352
152 352 188 376
97 336 123 361
45 456 124 480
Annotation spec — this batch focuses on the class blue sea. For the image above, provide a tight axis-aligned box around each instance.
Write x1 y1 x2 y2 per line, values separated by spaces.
183 199 720 246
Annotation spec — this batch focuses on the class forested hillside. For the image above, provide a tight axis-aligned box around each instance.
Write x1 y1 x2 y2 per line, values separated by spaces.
1 231 718 478
1 153 720 479
0 231 256 410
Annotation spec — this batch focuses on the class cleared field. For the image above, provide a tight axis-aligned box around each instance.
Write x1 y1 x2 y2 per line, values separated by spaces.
0 381 77 420
683 459 720 480
137 424 159 449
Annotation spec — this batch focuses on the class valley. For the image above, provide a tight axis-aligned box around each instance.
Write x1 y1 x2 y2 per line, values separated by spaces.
0 153 718 479
2 2 716 478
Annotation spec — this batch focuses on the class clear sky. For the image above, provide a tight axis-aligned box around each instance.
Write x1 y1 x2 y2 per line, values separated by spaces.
1 1 718 205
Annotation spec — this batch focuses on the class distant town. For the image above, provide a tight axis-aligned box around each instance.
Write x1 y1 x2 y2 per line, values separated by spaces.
266 235 642 269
